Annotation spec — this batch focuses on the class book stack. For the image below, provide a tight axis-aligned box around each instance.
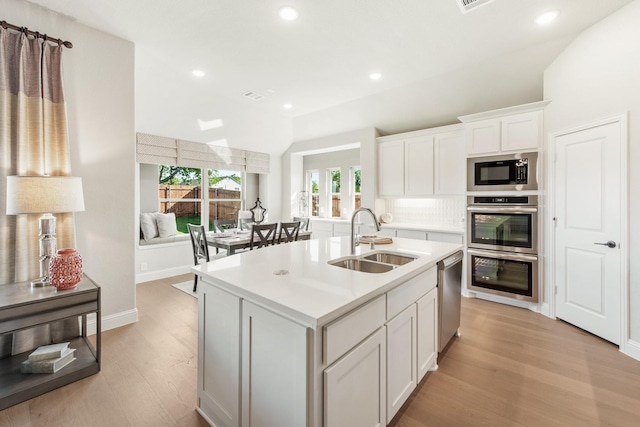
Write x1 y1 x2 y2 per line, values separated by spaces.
21 342 76 374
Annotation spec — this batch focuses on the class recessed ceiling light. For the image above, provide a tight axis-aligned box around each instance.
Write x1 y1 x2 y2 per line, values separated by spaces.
278 6 299 21
283 103 293 109
369 72 382 80
535 10 559 25
192 70 205 77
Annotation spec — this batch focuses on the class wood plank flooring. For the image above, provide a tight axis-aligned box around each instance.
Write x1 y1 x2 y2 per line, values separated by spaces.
1 274 639 426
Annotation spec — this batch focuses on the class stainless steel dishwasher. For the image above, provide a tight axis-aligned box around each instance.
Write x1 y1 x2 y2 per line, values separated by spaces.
438 250 464 353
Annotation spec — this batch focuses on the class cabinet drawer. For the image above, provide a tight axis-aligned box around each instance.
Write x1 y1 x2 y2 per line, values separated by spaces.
387 267 437 320
323 295 386 366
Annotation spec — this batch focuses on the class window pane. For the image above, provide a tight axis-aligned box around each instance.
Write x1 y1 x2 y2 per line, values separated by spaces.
208 170 242 192
209 200 241 223
310 171 319 217
353 167 361 210
161 201 201 234
330 169 340 217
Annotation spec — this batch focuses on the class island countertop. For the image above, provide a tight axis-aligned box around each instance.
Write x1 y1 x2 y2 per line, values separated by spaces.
193 236 462 327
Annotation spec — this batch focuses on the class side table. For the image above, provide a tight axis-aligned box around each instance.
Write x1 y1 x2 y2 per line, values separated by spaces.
0 274 101 410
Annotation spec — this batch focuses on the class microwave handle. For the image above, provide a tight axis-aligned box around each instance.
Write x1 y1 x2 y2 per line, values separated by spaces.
467 248 538 262
467 206 538 213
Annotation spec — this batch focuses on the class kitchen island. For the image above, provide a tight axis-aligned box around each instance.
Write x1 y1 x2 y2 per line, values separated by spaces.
193 236 462 427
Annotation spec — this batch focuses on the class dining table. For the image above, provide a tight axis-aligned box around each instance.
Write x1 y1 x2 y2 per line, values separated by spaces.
207 229 312 255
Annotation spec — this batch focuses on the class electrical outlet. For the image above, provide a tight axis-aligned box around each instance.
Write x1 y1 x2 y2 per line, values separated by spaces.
140 262 148 271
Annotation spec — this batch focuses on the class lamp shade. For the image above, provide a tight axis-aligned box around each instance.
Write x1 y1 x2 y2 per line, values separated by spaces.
6 176 85 215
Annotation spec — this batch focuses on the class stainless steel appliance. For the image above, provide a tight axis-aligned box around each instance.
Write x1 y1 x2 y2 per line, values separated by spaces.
466 195 539 302
467 152 538 192
467 248 538 302
466 196 538 254
438 250 463 353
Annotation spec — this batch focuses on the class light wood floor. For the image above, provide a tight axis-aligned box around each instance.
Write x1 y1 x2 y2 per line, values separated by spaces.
2 274 639 427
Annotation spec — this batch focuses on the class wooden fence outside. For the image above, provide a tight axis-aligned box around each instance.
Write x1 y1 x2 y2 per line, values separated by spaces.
311 195 361 217
159 185 240 220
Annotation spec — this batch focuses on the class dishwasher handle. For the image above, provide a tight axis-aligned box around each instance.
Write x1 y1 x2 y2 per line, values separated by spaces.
438 250 464 270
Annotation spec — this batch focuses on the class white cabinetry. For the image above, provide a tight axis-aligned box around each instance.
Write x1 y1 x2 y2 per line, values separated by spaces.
417 287 438 381
242 301 308 427
386 305 417 422
459 100 550 156
434 130 466 195
309 220 334 239
324 328 386 427
378 124 464 197
198 282 241 427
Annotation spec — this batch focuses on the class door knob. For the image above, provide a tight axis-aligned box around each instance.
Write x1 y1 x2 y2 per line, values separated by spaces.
594 240 617 248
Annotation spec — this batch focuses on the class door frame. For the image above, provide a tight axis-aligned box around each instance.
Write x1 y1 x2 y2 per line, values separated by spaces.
545 112 629 353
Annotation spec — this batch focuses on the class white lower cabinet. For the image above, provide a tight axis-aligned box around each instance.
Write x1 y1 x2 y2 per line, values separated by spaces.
242 301 308 427
386 305 417 423
197 282 242 427
324 328 387 427
417 287 438 381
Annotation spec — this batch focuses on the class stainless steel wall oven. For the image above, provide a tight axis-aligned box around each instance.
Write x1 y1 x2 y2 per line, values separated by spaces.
466 196 539 302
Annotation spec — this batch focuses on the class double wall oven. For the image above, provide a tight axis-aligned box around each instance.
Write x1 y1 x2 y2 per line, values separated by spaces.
466 195 539 302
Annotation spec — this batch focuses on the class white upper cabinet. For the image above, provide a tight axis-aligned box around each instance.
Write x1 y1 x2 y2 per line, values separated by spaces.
459 100 550 157
404 136 434 197
378 124 464 197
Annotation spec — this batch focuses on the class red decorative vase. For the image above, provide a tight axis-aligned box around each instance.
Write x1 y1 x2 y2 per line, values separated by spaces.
49 248 83 290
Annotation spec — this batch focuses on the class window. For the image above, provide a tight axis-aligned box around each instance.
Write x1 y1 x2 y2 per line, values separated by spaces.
309 171 319 217
329 168 341 218
158 165 242 233
159 166 202 233
352 166 361 210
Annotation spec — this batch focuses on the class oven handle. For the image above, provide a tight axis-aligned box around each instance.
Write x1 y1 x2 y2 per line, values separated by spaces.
466 206 538 213
467 248 538 262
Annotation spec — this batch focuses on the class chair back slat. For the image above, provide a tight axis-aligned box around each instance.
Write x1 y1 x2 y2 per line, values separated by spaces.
213 219 237 232
250 223 277 249
279 221 301 243
187 223 210 264
292 216 310 231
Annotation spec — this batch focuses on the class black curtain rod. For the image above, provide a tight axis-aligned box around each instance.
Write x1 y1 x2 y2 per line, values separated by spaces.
1 20 73 48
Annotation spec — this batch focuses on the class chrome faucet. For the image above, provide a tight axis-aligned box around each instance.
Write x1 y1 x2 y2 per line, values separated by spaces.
351 207 381 255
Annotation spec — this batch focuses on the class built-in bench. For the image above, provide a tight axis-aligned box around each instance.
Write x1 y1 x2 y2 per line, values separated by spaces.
138 233 191 246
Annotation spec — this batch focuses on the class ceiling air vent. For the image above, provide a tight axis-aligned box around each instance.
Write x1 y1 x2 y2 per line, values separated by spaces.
243 91 264 101
457 0 496 13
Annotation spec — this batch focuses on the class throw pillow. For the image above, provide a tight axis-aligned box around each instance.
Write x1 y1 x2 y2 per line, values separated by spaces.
140 212 159 241
157 213 178 238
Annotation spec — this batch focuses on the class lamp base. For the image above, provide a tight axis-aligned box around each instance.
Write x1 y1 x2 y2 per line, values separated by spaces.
30 277 52 287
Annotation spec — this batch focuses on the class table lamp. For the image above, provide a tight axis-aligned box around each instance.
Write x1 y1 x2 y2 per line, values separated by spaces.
5 176 85 287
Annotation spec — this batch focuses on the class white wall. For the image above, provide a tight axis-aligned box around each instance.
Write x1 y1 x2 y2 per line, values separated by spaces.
5 1 137 330
543 0 640 349
282 127 378 221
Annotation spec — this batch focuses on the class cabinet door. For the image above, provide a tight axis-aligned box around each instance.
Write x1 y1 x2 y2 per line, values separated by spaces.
333 222 351 237
417 287 438 382
404 136 434 196
242 301 308 427
325 328 386 427
378 139 405 197
198 282 241 427
465 118 500 155
386 305 417 423
501 111 541 152
434 130 465 195
310 220 333 239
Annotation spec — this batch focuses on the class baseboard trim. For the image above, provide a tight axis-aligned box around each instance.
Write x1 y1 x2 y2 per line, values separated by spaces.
136 265 192 284
622 338 640 362
86 308 139 335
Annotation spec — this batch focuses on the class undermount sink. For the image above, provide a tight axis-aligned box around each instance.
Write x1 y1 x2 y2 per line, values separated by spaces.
362 252 417 266
328 258 395 273
328 251 417 273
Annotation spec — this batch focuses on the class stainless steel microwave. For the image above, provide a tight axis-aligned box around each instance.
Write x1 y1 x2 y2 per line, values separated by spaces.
467 152 538 192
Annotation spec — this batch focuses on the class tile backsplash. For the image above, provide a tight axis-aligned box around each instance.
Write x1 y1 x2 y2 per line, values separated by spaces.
383 197 466 227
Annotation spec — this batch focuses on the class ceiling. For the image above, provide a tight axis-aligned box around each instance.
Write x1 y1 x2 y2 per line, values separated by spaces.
26 0 631 120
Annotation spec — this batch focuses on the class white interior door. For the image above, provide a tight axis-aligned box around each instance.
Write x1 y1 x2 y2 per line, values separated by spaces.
554 119 624 344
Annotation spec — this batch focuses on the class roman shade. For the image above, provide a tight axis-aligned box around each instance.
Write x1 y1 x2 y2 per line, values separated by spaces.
136 133 269 173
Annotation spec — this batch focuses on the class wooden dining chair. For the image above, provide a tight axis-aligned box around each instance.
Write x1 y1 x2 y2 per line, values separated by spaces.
279 221 301 243
250 223 277 250
213 219 237 232
187 223 210 292
292 216 310 231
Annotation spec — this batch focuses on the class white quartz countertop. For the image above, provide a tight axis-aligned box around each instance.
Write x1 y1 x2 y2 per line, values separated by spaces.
310 218 464 234
193 236 462 327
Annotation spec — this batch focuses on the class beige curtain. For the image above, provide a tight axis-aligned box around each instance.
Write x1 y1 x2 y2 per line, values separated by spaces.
0 27 75 285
